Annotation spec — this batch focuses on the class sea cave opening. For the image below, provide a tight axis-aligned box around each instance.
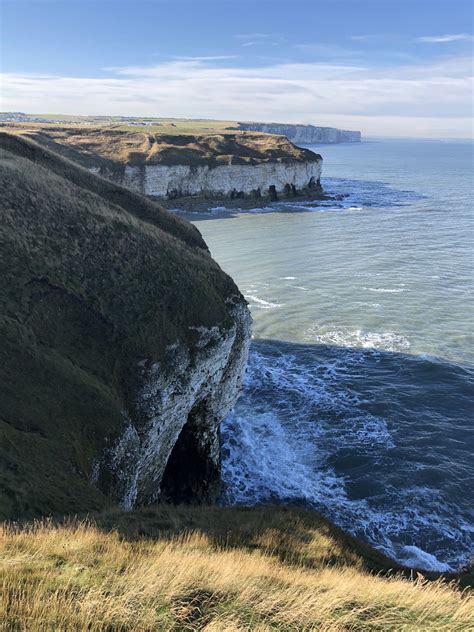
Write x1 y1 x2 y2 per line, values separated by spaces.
160 398 220 504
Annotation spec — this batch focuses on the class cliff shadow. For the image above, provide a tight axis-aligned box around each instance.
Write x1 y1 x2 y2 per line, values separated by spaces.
89 501 473 587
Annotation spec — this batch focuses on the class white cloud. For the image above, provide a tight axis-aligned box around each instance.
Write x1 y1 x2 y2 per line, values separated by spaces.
2 55 473 138
235 33 275 40
349 35 386 42
235 33 284 48
294 43 361 58
417 34 473 43
172 55 239 61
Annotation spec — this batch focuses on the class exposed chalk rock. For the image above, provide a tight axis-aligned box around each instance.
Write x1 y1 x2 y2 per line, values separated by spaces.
106 300 252 508
18 127 323 201
92 160 322 199
236 122 361 144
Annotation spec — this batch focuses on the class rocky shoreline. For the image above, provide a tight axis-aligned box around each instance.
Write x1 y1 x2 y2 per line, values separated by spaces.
160 188 346 214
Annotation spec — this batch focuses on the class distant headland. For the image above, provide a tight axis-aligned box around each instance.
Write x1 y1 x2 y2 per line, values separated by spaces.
234 121 361 144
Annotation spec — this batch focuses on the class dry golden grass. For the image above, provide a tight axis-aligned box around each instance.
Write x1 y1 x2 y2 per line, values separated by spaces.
1 508 472 631
0 123 319 168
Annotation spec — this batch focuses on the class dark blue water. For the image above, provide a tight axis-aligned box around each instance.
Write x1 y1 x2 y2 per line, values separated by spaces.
187 139 474 572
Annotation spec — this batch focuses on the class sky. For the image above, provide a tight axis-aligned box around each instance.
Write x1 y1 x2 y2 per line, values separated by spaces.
1 0 473 138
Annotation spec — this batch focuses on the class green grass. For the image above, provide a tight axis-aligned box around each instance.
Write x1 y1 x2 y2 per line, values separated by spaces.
27 115 239 135
0 132 243 519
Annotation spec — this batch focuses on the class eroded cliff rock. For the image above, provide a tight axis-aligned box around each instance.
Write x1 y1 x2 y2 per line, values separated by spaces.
0 133 252 518
236 122 361 144
13 127 323 200
92 160 322 199
100 300 251 508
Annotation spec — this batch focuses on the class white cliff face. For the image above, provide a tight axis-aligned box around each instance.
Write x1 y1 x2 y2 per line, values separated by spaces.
237 123 361 144
102 298 252 508
93 159 322 199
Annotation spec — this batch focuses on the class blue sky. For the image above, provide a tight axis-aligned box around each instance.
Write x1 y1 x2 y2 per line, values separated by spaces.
1 0 473 137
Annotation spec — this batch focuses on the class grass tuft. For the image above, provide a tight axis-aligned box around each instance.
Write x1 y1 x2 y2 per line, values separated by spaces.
1 506 473 631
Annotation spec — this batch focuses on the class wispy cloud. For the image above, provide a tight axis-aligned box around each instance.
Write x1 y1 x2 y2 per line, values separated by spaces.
235 33 284 48
2 55 472 138
417 34 473 43
171 55 239 61
349 34 386 42
294 43 361 59
235 33 276 41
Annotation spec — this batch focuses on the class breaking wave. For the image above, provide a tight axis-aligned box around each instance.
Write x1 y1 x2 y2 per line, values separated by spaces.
244 294 283 310
304 327 411 353
221 341 474 572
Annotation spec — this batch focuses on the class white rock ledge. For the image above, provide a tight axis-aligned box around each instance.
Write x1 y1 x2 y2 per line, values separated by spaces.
101 299 252 509
91 159 322 200
237 122 361 144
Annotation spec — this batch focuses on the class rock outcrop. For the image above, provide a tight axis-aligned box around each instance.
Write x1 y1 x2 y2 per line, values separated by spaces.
14 127 323 201
0 133 252 519
91 161 322 199
102 299 251 508
236 122 361 144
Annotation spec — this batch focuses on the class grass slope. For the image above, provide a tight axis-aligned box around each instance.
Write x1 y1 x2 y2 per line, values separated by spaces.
1 124 321 168
0 132 242 519
1 506 472 631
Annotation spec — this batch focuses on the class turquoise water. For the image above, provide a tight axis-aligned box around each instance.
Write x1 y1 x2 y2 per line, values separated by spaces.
186 139 474 571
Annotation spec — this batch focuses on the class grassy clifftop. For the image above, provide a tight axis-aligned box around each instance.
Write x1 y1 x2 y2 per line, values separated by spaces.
1 506 472 631
0 132 243 519
2 124 322 168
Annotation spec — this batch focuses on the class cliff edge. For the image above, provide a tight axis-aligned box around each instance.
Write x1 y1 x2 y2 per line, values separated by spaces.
236 122 361 144
0 133 252 519
8 126 323 201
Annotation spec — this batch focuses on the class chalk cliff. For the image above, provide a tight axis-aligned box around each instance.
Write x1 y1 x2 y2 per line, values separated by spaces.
16 127 323 200
236 122 361 144
107 299 251 508
92 160 322 199
0 133 252 518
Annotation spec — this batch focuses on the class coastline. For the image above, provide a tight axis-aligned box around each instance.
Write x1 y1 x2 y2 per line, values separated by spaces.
159 189 346 214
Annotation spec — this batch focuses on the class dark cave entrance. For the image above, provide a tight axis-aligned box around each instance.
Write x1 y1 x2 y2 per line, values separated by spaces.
160 399 220 504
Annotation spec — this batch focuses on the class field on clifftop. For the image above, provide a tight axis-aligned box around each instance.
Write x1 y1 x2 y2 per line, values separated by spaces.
0 122 320 169
1 506 473 631
19 115 240 135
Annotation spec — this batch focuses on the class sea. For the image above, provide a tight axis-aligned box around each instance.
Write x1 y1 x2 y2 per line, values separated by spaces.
181 138 474 572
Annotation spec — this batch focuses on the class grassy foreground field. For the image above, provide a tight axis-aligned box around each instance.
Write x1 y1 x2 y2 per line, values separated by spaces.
1 506 472 631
